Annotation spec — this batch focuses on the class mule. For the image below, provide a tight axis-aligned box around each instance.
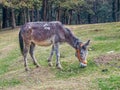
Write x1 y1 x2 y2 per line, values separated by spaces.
19 21 90 71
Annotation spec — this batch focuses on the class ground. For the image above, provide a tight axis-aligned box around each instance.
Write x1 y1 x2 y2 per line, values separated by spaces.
0 22 120 90
95 53 120 65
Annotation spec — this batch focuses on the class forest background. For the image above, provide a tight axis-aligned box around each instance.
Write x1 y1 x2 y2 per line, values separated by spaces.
0 0 120 29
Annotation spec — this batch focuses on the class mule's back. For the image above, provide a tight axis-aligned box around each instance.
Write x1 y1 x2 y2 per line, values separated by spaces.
20 21 66 46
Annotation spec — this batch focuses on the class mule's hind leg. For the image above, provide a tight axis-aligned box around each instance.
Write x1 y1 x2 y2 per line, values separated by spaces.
48 45 54 67
29 42 40 68
54 43 62 69
23 44 30 71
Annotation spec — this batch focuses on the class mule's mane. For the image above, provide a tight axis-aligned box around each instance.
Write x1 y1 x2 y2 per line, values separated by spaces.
65 28 74 37
64 28 82 49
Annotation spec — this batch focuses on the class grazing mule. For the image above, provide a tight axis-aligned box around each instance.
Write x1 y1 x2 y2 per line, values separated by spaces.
19 21 90 71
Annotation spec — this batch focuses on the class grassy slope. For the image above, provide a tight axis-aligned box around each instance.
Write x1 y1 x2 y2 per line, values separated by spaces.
0 22 120 90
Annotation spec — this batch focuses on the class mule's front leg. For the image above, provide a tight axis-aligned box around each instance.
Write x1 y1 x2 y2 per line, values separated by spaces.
54 43 62 69
48 45 54 67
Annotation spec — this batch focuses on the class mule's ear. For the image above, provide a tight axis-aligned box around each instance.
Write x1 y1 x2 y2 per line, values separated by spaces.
76 42 80 48
84 40 90 47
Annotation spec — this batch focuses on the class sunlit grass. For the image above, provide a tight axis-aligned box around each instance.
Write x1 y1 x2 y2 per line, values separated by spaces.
0 78 21 87
97 75 120 90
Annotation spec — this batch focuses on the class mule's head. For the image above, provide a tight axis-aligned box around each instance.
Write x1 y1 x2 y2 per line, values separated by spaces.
75 40 90 68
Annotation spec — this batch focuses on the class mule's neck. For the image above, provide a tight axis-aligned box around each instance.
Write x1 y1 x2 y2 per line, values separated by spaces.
65 29 82 49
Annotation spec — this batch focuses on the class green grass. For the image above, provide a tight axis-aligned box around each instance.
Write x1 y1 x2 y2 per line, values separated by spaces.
0 22 120 89
54 60 97 78
0 48 20 75
0 78 21 87
97 75 120 90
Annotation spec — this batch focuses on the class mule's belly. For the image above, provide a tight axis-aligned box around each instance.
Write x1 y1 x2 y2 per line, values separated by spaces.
32 35 55 46
36 40 52 46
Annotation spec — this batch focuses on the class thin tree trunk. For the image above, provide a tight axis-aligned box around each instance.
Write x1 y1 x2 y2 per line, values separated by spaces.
117 0 120 11
49 3 52 21
112 0 117 21
36 9 40 21
24 8 27 23
11 8 16 28
65 10 68 24
27 8 30 22
17 12 21 25
68 10 72 24
88 14 91 24
42 0 48 21
117 0 120 21
2 7 8 28
77 13 80 24
31 9 34 22
63 10 66 24
17 10 25 25
93 0 98 23
0 4 2 29
56 6 61 21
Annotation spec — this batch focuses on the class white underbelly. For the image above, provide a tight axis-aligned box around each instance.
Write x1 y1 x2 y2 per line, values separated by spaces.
36 40 53 46
32 36 55 46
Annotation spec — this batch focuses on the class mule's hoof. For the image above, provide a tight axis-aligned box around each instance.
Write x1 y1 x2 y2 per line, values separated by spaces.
36 64 40 68
56 64 63 70
80 63 87 68
48 62 53 67
25 68 29 71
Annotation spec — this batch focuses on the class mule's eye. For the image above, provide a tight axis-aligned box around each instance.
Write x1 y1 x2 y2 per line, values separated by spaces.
80 52 83 55
82 46 86 50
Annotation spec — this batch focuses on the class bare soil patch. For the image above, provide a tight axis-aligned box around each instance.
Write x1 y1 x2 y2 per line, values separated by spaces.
94 53 120 68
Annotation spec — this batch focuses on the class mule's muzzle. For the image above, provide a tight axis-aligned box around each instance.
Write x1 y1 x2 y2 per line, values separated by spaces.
80 61 87 68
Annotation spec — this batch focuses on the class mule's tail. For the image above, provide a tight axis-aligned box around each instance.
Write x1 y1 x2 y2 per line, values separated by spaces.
19 30 24 55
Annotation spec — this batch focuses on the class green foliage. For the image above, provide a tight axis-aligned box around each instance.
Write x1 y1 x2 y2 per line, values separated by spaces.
2 0 42 9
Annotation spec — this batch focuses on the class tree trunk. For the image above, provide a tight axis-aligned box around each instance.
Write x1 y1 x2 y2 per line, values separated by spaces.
117 0 120 21
23 8 27 24
11 8 16 29
62 10 66 24
117 0 120 11
42 0 48 21
56 6 61 21
88 14 91 24
112 0 117 21
2 7 8 28
36 9 40 21
49 3 53 21
68 10 72 25
20 9 25 25
31 9 35 22
17 11 22 25
77 13 80 24
0 4 2 30
93 0 98 23
27 8 30 22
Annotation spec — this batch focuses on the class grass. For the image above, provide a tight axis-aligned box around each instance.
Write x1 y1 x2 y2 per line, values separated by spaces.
0 78 21 88
0 48 20 75
97 75 120 90
0 22 120 90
